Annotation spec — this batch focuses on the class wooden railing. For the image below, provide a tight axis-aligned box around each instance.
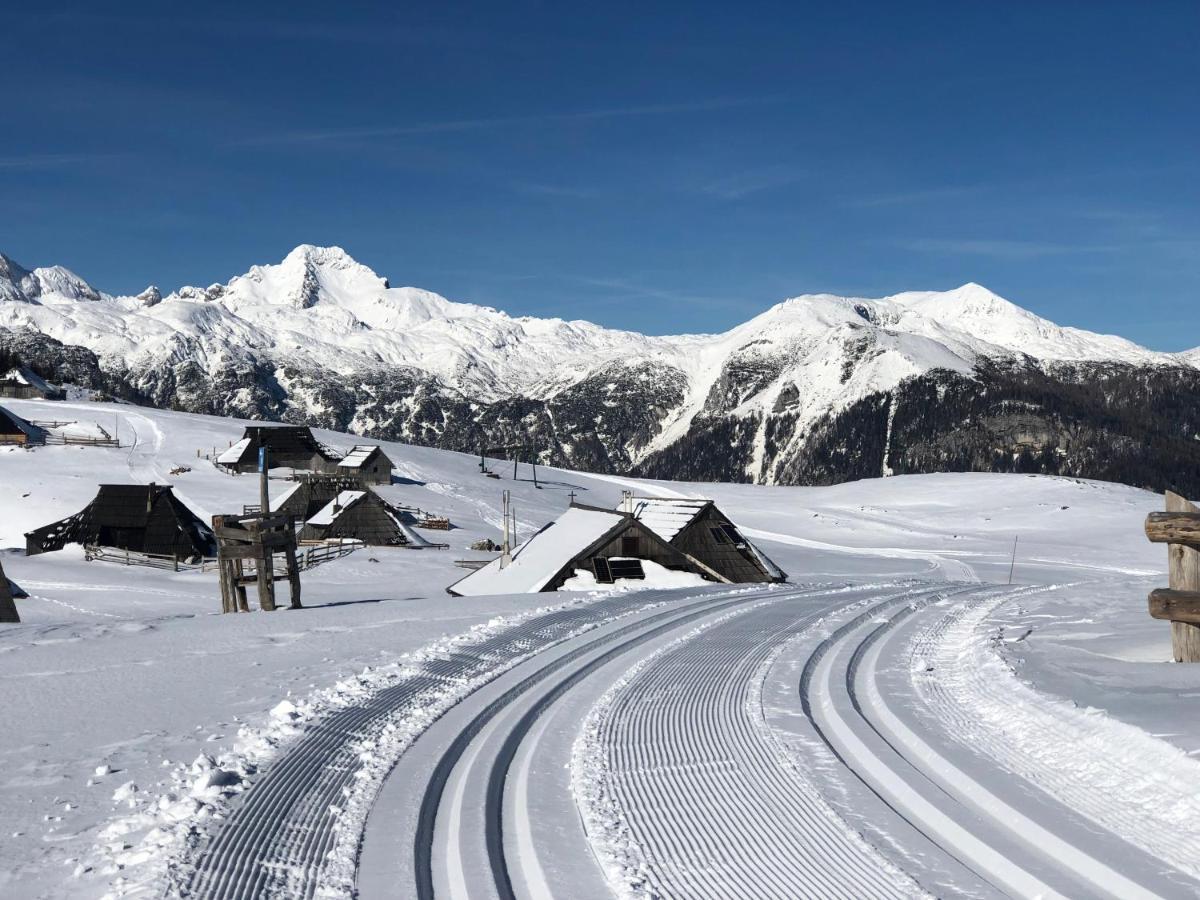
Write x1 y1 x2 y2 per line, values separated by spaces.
1144 491 1200 662
84 545 219 572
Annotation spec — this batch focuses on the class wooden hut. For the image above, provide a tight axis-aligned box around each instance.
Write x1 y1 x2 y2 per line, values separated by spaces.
622 496 787 583
216 425 341 475
298 490 420 546
0 405 47 445
25 484 217 560
447 503 728 596
0 366 64 400
0 557 21 623
336 444 394 485
272 474 362 520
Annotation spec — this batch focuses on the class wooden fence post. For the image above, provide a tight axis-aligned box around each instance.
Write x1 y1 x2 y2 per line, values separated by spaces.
1165 492 1200 662
1145 492 1200 662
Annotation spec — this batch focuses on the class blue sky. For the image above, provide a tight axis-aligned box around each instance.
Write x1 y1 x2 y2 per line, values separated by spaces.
2 2 1197 347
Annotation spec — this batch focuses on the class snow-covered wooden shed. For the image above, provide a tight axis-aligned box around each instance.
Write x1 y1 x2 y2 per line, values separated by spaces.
25 484 216 560
0 405 47 445
297 490 426 546
0 366 64 400
622 495 787 584
216 425 340 475
336 444 394 485
446 503 729 597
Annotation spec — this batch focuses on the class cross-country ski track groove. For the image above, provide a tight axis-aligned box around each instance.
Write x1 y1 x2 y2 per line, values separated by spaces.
176 578 1200 899
799 589 1200 899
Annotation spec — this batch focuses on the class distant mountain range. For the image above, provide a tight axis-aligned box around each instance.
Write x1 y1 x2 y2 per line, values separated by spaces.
3 245 1199 492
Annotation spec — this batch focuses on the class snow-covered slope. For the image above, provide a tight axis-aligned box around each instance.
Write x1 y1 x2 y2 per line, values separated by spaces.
1 246 1196 486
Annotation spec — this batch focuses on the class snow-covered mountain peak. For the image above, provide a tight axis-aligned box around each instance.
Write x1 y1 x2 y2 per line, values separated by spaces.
0 254 103 304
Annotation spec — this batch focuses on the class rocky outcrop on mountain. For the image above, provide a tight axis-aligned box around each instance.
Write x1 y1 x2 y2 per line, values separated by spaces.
1 245 1197 493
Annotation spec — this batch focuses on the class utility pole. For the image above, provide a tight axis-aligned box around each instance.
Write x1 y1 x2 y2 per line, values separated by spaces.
500 490 512 568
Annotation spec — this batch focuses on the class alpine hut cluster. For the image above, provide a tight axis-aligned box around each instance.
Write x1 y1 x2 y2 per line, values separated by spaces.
216 425 394 486
448 495 785 596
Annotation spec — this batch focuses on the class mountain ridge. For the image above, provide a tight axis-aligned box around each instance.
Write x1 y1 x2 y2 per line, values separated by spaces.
2 245 1199 491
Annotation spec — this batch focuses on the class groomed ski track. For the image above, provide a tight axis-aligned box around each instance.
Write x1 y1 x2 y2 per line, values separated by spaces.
179 580 1200 899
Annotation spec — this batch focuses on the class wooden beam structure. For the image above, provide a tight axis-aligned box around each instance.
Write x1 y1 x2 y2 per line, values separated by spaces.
214 512 302 613
1145 492 1200 662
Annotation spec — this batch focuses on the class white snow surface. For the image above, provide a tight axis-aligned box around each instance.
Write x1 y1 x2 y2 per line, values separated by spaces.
0 398 1197 898
625 496 707 542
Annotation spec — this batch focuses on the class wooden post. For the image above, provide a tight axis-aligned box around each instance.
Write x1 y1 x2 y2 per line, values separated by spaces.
285 545 302 609
257 545 276 612
1164 493 1200 662
0 558 19 624
234 558 249 612
1146 493 1200 661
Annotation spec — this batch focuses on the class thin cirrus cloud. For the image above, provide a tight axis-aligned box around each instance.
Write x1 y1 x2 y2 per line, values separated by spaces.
696 164 806 200
0 152 127 171
228 96 786 148
899 238 1119 260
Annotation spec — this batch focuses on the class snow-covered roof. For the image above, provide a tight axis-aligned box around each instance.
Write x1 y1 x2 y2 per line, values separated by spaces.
626 497 708 542
307 490 366 527
216 437 251 464
3 366 55 393
270 482 303 513
449 506 625 596
338 444 385 469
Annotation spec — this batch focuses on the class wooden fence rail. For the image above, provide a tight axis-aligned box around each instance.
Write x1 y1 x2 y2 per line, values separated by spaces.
84 545 219 572
1144 491 1200 662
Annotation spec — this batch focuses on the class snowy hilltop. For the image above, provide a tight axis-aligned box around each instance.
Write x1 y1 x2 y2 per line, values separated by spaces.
2 245 1199 490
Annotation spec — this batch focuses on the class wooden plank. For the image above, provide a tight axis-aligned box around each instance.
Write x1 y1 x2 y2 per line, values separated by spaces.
1144 511 1200 546
1165 492 1200 662
1148 589 1200 624
216 543 263 560
214 525 255 543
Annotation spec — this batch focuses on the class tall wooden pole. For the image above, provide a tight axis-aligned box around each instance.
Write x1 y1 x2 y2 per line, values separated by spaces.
1007 535 1019 585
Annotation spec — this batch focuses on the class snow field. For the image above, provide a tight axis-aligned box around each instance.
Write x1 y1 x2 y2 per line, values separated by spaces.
904 589 1200 883
2 397 1195 899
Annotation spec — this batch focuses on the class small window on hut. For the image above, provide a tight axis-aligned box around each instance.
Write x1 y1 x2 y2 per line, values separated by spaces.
621 535 639 557
720 524 745 546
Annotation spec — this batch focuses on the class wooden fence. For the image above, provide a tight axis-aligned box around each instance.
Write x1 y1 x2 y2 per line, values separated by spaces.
80 538 360 576
1144 491 1200 662
84 545 219 572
